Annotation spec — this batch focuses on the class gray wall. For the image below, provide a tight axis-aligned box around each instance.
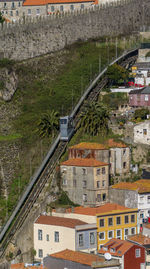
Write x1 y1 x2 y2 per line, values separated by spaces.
109 188 138 208
44 256 91 269
0 0 150 60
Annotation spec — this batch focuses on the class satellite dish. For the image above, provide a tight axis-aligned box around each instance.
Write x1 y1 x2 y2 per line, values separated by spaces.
104 252 112 260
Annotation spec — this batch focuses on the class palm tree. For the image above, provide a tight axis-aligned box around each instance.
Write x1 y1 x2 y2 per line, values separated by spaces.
37 109 59 138
78 101 110 136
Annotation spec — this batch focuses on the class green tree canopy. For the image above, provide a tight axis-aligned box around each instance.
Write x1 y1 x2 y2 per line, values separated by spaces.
0 12 5 24
134 108 149 120
37 109 59 138
107 63 128 85
78 101 110 136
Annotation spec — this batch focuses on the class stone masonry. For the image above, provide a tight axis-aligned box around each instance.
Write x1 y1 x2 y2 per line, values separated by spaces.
0 0 149 60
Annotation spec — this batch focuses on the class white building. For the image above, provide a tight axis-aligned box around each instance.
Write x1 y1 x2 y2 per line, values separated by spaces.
34 215 97 260
134 121 150 145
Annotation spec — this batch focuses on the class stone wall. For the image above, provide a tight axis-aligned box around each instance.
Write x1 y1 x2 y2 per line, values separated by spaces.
0 0 150 61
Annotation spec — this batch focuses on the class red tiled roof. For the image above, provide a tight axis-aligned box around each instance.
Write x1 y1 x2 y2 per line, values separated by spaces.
11 265 43 269
70 139 127 150
128 234 150 245
99 238 134 257
23 0 95 6
61 158 108 167
35 215 87 228
65 203 136 216
112 179 150 194
50 249 104 265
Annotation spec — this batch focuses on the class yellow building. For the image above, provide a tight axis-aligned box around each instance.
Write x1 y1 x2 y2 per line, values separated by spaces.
96 203 139 250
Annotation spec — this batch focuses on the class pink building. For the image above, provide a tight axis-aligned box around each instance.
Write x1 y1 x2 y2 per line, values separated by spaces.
129 86 150 107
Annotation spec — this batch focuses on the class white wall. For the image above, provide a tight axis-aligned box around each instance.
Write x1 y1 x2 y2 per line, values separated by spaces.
134 121 150 145
52 212 96 223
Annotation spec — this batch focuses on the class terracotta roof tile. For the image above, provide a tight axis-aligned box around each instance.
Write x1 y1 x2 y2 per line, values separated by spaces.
112 179 150 194
11 264 25 269
99 238 134 257
128 234 150 245
23 0 95 6
65 203 137 216
70 139 127 150
144 223 150 229
35 215 87 228
61 158 108 167
50 249 104 265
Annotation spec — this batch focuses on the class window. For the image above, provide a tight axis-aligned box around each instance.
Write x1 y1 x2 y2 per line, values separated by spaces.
116 229 122 239
97 168 100 175
102 167 105 174
60 5 63 11
38 229 43 240
83 180 87 188
46 234 49 241
123 149 126 155
81 3 84 9
124 228 128 239
147 196 150 204
124 215 129 224
102 180 105 187
83 194 87 202
36 8 40 15
16 10 19 16
131 227 136 235
90 232 95 245
54 231 59 242
79 234 84 246
116 216 121 225
143 129 147 135
99 219 104 227
108 217 113 226
28 9 31 15
51 5 55 11
38 249 43 258
135 249 141 258
131 214 135 223
82 168 87 175
10 10 13 16
18 2 21 7
12 2 15 8
108 230 114 239
102 193 106 201
97 194 101 202
145 95 149 101
70 4 74 10
73 179 76 187
99 232 105 240
73 167 76 175
63 178 67 185
4 3 6 8
140 213 144 218
97 181 100 188
123 162 126 169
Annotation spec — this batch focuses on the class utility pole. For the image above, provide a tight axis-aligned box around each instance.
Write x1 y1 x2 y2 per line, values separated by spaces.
72 88 74 111
99 54 101 72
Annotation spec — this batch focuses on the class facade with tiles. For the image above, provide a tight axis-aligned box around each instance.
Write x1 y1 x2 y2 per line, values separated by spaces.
96 206 138 250
60 158 109 206
68 140 130 177
34 215 97 260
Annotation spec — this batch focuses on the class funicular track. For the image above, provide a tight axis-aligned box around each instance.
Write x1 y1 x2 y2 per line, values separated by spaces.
0 49 138 258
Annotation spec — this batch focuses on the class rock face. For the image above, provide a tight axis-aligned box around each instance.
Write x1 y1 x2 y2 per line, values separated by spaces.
0 68 18 101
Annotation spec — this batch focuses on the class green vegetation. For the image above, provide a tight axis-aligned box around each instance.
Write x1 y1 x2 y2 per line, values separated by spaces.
0 134 22 142
106 63 128 85
0 12 5 24
101 92 129 110
37 110 59 138
78 101 110 136
134 108 149 121
0 58 15 68
145 51 150 57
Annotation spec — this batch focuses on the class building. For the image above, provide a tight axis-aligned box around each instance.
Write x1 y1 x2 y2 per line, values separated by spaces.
127 233 150 269
68 139 130 177
109 180 150 225
129 86 150 107
43 249 121 269
143 223 150 237
0 0 23 21
60 158 109 206
98 238 145 269
34 215 97 260
96 203 138 249
134 121 150 145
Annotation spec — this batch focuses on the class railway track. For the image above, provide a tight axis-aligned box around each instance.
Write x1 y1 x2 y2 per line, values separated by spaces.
0 49 138 258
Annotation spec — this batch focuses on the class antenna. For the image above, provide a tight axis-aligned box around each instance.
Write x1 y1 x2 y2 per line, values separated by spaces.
104 253 112 260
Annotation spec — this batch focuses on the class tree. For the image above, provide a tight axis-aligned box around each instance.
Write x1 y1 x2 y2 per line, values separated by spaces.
78 101 110 136
134 108 149 120
107 63 128 85
0 12 5 24
37 109 59 138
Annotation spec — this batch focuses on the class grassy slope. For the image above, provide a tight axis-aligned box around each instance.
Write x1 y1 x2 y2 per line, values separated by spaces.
0 37 139 223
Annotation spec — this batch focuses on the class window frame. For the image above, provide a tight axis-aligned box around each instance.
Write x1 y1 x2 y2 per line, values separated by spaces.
90 232 95 245
135 248 141 258
99 232 105 240
116 216 121 225
108 217 113 226
99 218 104 227
131 214 135 223
38 229 43 241
54 231 59 242
79 233 84 247
38 249 43 258
116 229 122 239
124 215 129 224
108 230 114 239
